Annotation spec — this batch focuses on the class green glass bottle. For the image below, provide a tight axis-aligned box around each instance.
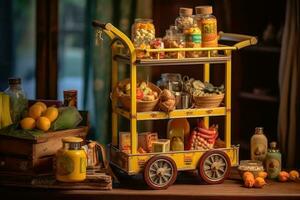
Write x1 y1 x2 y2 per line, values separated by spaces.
265 142 281 179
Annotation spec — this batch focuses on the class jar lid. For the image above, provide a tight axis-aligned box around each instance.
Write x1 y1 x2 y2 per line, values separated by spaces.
62 136 83 143
179 7 193 16
195 6 213 15
255 127 264 134
134 18 153 23
8 77 21 85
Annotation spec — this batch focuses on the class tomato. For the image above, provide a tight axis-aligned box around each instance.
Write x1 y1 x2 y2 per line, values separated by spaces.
136 88 144 100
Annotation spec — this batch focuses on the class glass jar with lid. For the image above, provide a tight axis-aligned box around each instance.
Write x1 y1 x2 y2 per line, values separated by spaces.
150 37 165 59
4 77 28 123
195 5 218 56
131 18 155 59
184 22 202 58
175 8 194 33
163 29 185 59
157 73 183 92
56 137 87 182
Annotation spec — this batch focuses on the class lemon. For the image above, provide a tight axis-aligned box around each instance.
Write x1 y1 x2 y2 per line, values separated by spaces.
28 104 44 120
20 117 36 130
43 107 58 122
34 102 47 113
36 117 51 131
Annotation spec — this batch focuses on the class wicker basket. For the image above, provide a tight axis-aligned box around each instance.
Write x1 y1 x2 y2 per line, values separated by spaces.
193 93 224 108
114 79 161 112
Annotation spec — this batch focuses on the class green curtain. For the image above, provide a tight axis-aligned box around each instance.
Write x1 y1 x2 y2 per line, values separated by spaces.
84 0 136 144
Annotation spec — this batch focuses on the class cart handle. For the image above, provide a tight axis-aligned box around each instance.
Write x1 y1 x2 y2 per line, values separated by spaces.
92 20 108 29
219 32 258 49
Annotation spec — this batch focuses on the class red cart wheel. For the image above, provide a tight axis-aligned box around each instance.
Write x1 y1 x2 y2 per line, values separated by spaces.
143 156 177 190
198 150 231 184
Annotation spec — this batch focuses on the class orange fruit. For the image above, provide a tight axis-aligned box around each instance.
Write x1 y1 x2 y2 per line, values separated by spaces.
20 117 36 130
289 170 299 181
244 176 255 188
36 117 51 131
254 177 266 188
43 107 58 122
34 102 47 113
258 171 268 179
278 171 289 182
243 171 254 181
28 104 44 120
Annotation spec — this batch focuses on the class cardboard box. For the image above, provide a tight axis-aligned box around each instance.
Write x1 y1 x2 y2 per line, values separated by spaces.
138 132 158 152
119 132 131 154
152 139 170 153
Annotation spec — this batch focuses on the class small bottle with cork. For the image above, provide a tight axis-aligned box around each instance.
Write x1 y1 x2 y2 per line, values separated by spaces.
265 141 282 179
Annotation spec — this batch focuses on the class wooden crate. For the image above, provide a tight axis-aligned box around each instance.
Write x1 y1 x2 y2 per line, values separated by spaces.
0 127 88 174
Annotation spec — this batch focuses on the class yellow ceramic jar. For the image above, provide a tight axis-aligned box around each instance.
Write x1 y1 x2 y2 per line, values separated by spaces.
56 137 87 182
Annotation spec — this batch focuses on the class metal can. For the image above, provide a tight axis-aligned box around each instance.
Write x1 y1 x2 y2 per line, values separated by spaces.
56 137 87 182
181 93 191 109
64 90 77 108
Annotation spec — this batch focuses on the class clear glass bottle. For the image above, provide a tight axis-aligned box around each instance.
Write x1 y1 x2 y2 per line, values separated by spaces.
131 18 155 59
195 6 218 48
175 7 194 33
4 77 28 123
250 127 268 162
265 142 281 179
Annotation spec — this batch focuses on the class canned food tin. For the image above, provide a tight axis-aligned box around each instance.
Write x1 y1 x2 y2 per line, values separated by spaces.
64 90 77 108
181 93 191 109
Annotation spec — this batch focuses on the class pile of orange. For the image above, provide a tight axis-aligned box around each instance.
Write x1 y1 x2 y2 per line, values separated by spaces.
20 102 59 132
242 171 267 188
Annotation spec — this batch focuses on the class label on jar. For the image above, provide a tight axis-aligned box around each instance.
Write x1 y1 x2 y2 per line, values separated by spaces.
185 34 201 44
201 20 218 47
57 155 74 176
80 157 87 173
266 157 281 178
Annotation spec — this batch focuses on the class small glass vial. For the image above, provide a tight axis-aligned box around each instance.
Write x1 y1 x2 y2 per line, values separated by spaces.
265 142 281 179
4 77 28 123
131 18 155 58
195 6 218 48
56 137 87 182
175 7 194 33
250 127 268 162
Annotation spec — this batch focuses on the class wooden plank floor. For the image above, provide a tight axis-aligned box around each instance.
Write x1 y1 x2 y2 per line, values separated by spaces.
1 169 300 200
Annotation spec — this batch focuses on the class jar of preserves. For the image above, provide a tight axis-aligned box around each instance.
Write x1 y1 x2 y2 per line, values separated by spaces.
150 38 164 59
131 18 155 59
4 77 28 123
265 142 281 179
250 127 268 163
195 5 218 56
163 30 185 59
157 73 183 92
56 137 87 182
175 8 194 33
184 23 202 58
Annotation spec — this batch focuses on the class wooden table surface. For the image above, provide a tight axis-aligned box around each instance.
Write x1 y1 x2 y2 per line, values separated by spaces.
1 169 300 200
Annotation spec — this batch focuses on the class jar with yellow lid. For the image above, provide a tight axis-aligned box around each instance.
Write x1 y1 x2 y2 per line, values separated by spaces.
55 136 87 182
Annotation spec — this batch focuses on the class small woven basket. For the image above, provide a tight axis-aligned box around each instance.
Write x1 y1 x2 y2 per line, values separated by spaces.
193 93 224 108
114 79 161 112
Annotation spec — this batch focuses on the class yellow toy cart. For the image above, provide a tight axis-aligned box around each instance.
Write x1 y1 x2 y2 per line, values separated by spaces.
92 20 257 190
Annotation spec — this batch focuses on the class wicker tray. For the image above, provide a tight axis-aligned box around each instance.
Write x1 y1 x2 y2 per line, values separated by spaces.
114 79 161 112
193 93 224 108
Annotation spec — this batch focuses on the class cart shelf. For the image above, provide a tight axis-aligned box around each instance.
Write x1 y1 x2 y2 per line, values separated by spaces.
114 53 231 66
114 107 226 120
